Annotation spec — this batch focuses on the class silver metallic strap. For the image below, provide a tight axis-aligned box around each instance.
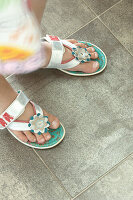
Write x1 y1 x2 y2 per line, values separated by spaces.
0 90 29 129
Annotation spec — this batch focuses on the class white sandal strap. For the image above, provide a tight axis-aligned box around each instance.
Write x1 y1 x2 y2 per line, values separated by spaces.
61 40 80 69
7 121 29 131
61 40 76 48
61 58 80 69
7 102 43 131
0 91 29 129
42 35 80 70
43 35 65 69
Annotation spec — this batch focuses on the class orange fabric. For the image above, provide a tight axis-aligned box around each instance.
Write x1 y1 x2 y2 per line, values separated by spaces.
0 46 33 61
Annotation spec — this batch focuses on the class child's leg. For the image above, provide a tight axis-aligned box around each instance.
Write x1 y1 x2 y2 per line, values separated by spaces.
0 75 60 144
30 0 47 24
0 1 59 145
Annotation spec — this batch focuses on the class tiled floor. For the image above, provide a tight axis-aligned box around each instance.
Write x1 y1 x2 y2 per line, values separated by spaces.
1 0 133 199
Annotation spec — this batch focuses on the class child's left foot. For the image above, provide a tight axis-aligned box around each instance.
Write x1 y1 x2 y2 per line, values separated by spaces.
42 39 99 74
63 39 99 73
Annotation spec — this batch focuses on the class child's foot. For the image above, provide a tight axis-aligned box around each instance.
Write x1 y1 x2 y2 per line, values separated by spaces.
10 102 60 144
42 39 99 73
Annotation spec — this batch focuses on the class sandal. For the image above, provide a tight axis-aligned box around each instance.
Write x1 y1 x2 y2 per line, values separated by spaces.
42 35 107 76
0 90 65 149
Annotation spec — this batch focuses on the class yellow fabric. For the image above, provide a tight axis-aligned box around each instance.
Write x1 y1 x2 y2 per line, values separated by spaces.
0 46 33 60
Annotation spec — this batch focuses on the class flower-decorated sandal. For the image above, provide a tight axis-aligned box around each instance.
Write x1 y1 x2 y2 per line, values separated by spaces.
42 35 107 76
0 91 65 149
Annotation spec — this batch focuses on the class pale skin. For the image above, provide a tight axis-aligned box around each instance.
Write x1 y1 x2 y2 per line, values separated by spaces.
0 0 99 144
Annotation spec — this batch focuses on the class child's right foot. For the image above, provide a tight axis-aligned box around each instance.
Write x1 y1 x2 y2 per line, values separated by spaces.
0 89 65 149
10 102 60 145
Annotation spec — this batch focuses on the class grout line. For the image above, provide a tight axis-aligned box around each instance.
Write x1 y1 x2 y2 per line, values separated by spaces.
82 0 122 18
81 0 133 57
82 0 97 16
65 16 98 39
6 73 14 80
66 0 123 41
33 149 72 199
72 152 133 199
98 0 123 17
98 17 133 56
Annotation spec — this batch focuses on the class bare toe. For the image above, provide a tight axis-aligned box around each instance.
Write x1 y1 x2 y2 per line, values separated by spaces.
34 133 45 144
43 111 60 129
90 52 98 59
11 130 28 143
75 42 87 48
87 47 95 53
85 61 99 73
67 39 78 44
23 131 36 143
67 60 99 73
43 132 51 141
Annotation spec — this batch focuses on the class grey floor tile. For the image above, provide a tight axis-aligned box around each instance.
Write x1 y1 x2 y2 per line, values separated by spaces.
1 0 132 198
83 0 120 15
41 0 96 38
76 157 133 200
7 18 133 197
0 130 70 200
131 154 133 159
100 0 133 54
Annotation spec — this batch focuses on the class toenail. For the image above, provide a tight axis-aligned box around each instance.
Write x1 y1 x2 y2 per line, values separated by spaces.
93 61 99 69
52 120 58 128
40 138 45 143
91 47 95 51
45 135 51 140
94 52 98 57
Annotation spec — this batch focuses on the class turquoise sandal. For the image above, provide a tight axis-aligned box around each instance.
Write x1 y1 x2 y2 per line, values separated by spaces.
42 35 107 76
0 91 65 149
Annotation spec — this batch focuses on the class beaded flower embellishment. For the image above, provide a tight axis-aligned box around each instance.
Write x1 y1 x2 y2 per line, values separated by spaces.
72 46 91 63
28 113 50 135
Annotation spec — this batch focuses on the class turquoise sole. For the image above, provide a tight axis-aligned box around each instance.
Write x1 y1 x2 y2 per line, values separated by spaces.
26 124 65 149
